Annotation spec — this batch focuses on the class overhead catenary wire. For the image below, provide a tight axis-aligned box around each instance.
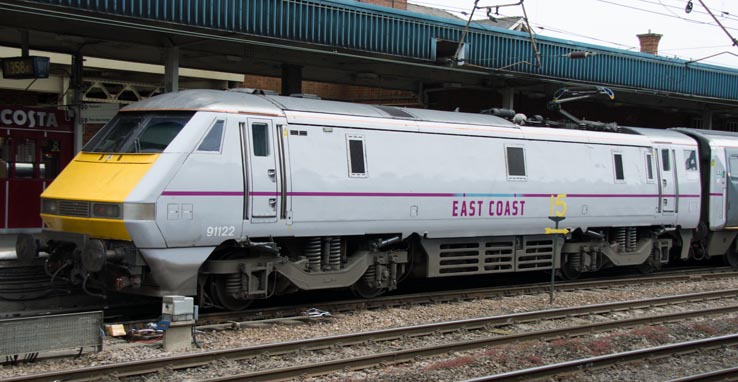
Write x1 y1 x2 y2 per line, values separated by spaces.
593 0 738 31
694 0 738 47
407 0 738 69
408 0 738 52
650 0 738 22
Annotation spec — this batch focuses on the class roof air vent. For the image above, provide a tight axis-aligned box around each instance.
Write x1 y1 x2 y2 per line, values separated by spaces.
289 93 321 99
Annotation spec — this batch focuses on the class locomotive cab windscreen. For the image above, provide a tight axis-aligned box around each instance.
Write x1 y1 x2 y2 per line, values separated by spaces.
84 112 194 153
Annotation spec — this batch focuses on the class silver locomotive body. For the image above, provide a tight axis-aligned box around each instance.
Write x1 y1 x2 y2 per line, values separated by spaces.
34 89 737 309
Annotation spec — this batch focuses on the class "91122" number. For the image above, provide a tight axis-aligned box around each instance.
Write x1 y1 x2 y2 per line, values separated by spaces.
206 226 236 237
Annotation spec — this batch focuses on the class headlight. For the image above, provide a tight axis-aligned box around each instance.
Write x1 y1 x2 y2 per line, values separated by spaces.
92 203 122 219
41 199 59 215
123 203 155 220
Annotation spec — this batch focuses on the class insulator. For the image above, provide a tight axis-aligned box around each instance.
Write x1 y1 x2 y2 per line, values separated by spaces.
305 238 322 272
224 274 241 294
329 237 342 271
566 50 594 59
615 227 627 250
627 227 637 252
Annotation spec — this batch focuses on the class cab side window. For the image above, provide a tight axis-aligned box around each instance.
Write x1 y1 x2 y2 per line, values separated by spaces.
197 120 225 152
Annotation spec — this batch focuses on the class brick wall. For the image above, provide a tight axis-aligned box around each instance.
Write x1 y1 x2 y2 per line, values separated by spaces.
243 74 417 105
356 0 407 10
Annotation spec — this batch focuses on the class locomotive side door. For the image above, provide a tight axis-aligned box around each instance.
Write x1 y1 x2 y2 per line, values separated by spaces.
657 147 677 213
243 118 279 222
724 149 738 226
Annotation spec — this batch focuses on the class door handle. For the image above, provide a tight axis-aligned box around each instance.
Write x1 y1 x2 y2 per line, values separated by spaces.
269 198 277 208
662 179 667 187
267 169 276 177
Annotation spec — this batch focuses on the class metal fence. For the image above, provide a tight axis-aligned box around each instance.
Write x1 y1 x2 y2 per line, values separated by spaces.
0 311 103 356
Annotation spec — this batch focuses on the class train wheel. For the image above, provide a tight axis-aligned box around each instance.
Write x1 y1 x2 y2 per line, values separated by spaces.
637 248 660 274
560 262 581 280
206 252 254 311
559 253 582 280
725 250 738 268
350 265 386 298
210 276 253 311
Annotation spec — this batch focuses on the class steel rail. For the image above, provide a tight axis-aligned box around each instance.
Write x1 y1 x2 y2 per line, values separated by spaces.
667 366 738 382
198 287 738 331
7 289 738 382
463 334 738 382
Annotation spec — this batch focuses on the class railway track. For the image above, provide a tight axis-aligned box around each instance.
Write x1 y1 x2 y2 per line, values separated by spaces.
463 334 738 382
0 264 732 322
668 366 738 382
7 288 738 382
195 267 738 327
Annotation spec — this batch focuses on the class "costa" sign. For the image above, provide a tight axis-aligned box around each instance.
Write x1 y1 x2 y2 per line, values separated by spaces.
0 107 64 129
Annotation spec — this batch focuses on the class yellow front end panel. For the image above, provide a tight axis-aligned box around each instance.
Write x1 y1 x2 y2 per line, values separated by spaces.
41 153 159 241
42 215 131 240
43 153 158 202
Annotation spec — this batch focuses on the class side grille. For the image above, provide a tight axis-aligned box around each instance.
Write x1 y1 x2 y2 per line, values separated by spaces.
58 201 90 217
422 235 555 277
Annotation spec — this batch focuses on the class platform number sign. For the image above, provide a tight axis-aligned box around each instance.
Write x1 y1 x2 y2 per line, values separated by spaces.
546 194 568 235
549 194 568 218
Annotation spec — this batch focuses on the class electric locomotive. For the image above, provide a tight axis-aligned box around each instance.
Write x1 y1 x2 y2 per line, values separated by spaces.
16 89 738 309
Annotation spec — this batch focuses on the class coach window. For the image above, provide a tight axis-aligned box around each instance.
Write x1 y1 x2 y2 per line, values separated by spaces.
645 152 654 182
661 149 671 171
684 149 698 171
347 135 368 178
505 146 526 180
613 152 625 182
251 123 269 157
197 120 225 152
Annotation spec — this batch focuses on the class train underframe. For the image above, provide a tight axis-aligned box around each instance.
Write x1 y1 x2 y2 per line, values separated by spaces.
19 224 738 310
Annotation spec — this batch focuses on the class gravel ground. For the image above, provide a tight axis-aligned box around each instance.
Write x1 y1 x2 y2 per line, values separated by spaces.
324 317 738 382
1 276 738 381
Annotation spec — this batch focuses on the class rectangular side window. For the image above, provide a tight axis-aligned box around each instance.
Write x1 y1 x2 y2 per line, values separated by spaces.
730 156 738 180
613 153 624 181
661 149 671 171
252 123 269 157
197 120 224 152
684 149 698 171
646 153 654 181
347 135 367 177
505 146 526 180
